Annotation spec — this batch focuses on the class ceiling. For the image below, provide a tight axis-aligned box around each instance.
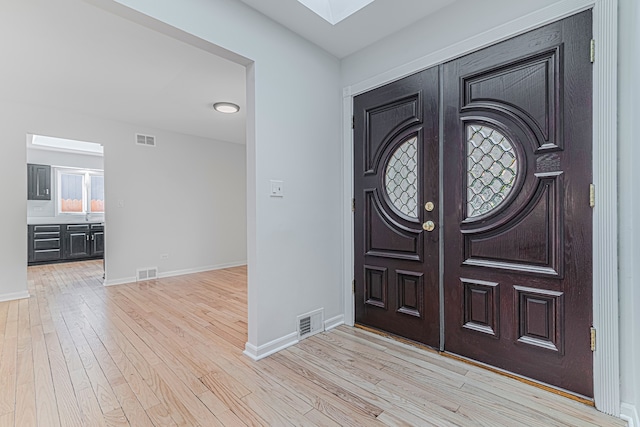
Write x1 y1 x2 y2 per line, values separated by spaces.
295 0 376 25
0 0 247 145
0 0 455 146
238 0 457 58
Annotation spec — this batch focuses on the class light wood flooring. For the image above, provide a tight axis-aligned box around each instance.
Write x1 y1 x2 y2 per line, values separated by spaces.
0 260 624 426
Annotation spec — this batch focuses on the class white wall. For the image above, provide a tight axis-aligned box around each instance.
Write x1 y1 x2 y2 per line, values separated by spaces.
618 0 640 424
109 0 343 352
27 147 104 170
341 0 565 88
27 147 105 221
0 99 247 291
0 106 30 300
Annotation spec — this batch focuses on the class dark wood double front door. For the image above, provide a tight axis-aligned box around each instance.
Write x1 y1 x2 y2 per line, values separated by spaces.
354 11 593 397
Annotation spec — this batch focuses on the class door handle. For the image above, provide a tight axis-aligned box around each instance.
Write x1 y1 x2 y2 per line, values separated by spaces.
422 221 435 232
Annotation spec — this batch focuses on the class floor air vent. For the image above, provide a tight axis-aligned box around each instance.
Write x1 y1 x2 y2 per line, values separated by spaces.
297 308 324 340
135 133 156 147
136 267 158 282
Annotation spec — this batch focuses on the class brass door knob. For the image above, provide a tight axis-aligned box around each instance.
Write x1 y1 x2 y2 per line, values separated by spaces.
425 201 435 212
422 221 435 232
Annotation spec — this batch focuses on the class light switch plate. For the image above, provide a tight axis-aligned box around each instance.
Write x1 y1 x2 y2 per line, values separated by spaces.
270 180 284 197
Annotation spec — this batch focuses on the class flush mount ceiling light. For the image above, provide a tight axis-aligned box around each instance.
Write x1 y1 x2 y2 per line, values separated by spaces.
213 102 240 114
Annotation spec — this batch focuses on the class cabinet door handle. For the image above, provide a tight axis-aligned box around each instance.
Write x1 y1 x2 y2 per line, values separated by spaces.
91 235 94 241
86 235 89 241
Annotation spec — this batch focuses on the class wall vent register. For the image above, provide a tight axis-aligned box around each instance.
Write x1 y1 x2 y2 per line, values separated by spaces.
297 308 324 340
135 133 156 147
136 267 158 281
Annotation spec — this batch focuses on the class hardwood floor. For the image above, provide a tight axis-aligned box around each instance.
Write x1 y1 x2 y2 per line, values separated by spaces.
0 260 623 426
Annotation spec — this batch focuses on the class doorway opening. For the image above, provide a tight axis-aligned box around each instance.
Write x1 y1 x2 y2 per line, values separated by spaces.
26 134 106 281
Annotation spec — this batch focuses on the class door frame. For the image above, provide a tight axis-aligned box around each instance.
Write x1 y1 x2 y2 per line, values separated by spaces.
341 0 619 415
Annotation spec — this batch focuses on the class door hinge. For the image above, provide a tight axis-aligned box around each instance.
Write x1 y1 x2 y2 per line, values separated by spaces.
351 198 356 213
590 39 595 63
589 184 595 208
590 327 596 351
352 115 355 130
352 279 355 293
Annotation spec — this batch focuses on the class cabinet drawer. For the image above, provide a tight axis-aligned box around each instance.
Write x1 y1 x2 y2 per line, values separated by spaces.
33 225 60 233
34 238 60 250
66 224 90 231
34 231 60 239
33 249 61 262
91 224 104 231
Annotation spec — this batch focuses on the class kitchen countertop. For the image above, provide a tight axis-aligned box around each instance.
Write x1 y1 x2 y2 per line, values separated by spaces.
27 217 105 226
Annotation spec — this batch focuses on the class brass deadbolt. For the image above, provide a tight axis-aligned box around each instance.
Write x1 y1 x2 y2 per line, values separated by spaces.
422 221 435 232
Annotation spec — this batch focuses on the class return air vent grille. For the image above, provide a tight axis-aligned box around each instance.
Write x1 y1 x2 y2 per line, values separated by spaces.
299 317 311 336
135 133 156 147
297 308 324 340
136 267 158 282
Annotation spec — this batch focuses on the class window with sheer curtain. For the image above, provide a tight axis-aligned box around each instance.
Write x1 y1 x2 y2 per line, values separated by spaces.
57 168 104 214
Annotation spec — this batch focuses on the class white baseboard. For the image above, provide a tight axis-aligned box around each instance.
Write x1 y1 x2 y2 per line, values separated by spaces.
324 314 344 331
104 276 136 287
103 261 247 287
243 331 299 361
622 402 639 427
243 315 343 361
0 291 30 303
158 261 247 279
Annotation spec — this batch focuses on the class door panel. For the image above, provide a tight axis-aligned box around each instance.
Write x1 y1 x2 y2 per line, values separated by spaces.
443 11 592 396
354 67 440 347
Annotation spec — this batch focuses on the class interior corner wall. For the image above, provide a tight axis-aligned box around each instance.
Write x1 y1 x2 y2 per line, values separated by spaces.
0 100 247 289
110 0 343 350
618 0 640 423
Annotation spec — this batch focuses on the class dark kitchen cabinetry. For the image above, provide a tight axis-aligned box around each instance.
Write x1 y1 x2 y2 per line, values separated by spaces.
63 224 104 259
65 224 91 259
27 164 51 200
91 224 105 257
28 225 62 263
28 223 104 265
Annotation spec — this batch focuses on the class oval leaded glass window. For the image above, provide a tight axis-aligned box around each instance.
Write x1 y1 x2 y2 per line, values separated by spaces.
385 136 418 218
467 125 518 218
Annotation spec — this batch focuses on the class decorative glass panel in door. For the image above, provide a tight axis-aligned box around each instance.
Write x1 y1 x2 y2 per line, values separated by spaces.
467 125 517 218
385 136 418 218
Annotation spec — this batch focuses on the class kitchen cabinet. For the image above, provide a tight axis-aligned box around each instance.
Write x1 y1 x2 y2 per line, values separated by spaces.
28 223 104 265
91 224 104 257
28 225 62 263
27 164 51 200
64 224 91 259
64 224 105 259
